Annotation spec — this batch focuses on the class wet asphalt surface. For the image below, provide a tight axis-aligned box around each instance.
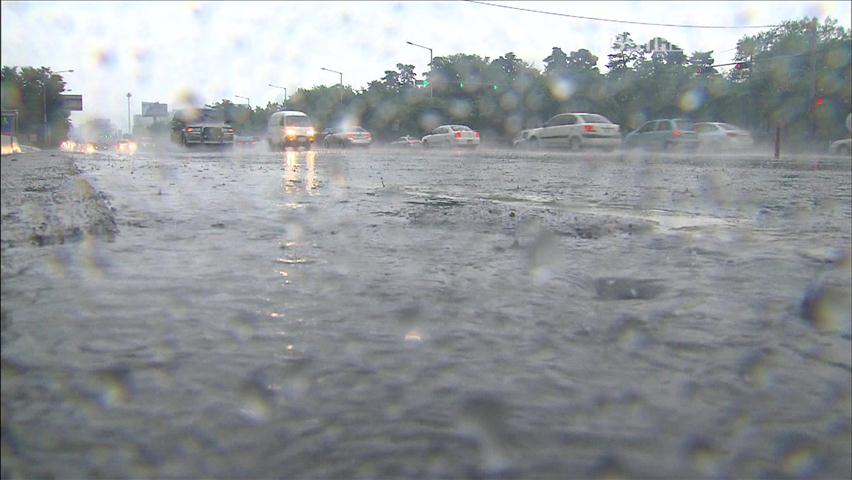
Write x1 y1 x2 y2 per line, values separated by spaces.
2 144 851 479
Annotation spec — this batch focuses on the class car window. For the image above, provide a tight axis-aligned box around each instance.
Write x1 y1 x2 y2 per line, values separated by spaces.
285 116 311 127
637 121 656 133
673 120 695 131
655 120 672 131
451 125 471 131
719 123 737 131
578 114 612 124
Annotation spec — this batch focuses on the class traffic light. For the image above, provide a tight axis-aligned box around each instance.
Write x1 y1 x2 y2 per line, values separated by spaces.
458 82 464 88
695 66 705 74
735 61 751 70
492 84 499 91
816 97 824 106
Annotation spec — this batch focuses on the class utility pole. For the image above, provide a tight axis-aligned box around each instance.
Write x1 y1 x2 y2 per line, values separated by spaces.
42 69 74 147
126 92 132 138
809 19 818 142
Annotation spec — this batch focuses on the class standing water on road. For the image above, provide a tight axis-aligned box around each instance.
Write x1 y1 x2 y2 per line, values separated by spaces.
2 147 850 478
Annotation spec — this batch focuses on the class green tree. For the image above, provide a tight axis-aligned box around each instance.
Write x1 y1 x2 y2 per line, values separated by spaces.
0 66 72 146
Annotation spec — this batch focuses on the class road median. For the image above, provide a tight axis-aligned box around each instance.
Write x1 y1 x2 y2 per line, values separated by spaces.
1 151 117 250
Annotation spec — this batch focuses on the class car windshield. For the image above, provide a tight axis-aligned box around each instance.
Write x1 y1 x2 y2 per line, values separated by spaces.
286 116 312 127
201 109 224 122
579 114 612 124
3 3 851 480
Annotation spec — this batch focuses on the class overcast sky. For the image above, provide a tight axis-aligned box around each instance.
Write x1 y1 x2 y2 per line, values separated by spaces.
2 1 850 132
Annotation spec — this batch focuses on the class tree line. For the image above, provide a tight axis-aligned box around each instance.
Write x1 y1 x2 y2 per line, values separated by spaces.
216 17 852 150
2 17 849 149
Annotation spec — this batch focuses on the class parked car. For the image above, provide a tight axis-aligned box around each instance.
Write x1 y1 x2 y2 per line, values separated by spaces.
828 138 851 156
623 118 699 151
526 113 621 151
266 111 316 151
323 126 372 148
421 125 480 149
694 122 754 150
390 135 422 148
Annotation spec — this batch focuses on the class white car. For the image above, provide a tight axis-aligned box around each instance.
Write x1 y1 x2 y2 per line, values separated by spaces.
828 138 851 156
695 122 754 150
266 110 316 150
421 125 480 149
526 113 621 151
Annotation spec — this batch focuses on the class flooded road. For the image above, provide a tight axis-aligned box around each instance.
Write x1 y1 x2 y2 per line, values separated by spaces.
2 146 851 478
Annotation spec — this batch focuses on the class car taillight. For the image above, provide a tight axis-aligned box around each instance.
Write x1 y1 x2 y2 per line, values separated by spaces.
365 133 371 139
474 131 480 138
347 133 355 139
455 131 462 139
672 130 682 137
186 127 196 132
726 132 738 137
584 125 595 132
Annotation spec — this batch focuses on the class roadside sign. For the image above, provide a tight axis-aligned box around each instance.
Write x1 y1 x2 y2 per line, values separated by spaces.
142 102 168 117
60 94 83 111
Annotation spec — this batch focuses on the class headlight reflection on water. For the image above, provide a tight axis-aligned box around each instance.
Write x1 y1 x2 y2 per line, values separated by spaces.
283 150 318 194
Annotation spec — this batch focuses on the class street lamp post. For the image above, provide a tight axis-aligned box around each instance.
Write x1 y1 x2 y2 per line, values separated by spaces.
43 69 74 147
126 92 132 138
235 94 251 109
406 41 433 98
321 67 343 104
268 84 288 108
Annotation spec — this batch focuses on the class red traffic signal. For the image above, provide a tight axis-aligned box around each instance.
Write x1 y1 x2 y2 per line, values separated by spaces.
816 97 824 106
695 66 704 74
735 62 751 70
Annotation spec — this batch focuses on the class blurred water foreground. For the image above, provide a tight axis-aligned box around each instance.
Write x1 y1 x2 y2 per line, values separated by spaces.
1 147 850 478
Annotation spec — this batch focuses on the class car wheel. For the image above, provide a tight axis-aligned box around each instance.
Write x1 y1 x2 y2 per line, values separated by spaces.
568 137 582 152
423 141 429 149
532 138 541 150
838 145 850 156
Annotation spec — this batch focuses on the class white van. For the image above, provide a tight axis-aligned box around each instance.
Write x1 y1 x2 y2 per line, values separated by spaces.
267 111 316 150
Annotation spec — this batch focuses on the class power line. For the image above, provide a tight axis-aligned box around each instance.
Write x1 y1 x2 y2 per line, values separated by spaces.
464 1 784 29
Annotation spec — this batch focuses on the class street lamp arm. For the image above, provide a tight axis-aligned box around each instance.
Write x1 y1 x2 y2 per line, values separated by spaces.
268 84 288 105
